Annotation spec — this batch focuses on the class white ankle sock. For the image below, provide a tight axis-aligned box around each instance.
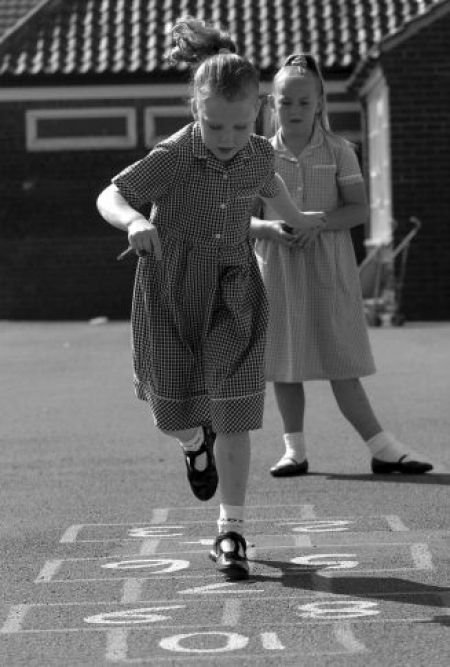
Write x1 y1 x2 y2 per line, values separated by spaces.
178 427 207 470
366 431 411 462
217 504 244 541
281 432 306 463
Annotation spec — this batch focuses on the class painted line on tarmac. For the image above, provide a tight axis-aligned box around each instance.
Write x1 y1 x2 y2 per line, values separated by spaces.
410 543 433 570
333 621 368 653
385 515 410 531
5 616 450 636
34 559 63 583
0 605 30 634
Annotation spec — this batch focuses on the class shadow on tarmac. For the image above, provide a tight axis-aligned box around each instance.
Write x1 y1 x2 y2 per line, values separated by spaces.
246 560 450 611
304 473 450 486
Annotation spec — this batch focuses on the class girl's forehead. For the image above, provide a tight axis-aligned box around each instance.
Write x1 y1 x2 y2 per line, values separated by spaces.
274 70 317 95
197 94 258 118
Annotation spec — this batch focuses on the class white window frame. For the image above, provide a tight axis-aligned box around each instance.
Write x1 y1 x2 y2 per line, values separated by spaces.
144 106 191 147
25 107 137 151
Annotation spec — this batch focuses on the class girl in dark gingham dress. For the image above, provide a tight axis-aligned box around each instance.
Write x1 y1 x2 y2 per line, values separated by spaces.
97 19 324 578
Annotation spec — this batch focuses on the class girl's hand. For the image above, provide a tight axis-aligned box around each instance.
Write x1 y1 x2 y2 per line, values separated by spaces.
298 211 326 230
293 226 322 249
257 220 298 247
128 218 162 260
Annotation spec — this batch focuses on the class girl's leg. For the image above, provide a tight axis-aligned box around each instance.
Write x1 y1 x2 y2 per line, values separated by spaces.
330 379 432 469
330 378 381 441
271 383 308 471
211 431 250 576
161 427 207 470
215 430 250 531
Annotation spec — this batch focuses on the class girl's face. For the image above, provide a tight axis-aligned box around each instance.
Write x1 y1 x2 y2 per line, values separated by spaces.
271 71 322 140
192 94 260 162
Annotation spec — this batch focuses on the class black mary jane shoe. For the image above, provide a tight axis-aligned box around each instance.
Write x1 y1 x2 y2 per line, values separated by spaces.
183 426 218 501
371 454 433 474
209 531 249 579
270 457 309 477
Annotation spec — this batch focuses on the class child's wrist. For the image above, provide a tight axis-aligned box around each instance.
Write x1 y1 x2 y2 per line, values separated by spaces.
126 214 149 229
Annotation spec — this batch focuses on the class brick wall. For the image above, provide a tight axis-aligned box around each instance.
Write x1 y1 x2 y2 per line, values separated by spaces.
382 11 450 320
0 99 149 319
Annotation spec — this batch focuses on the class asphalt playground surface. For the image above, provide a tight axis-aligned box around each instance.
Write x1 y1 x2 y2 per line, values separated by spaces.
0 320 449 666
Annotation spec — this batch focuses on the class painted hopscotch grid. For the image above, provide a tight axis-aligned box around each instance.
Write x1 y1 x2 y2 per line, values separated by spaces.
2 504 450 664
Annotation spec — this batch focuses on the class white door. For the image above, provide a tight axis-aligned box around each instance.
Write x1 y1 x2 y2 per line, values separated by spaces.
366 70 393 245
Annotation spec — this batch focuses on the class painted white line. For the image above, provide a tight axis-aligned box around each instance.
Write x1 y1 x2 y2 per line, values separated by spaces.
294 535 313 548
385 515 409 532
121 579 145 604
334 621 368 653
139 539 161 555
7 616 450 636
298 504 316 520
221 599 241 626
34 560 63 583
21 588 449 608
410 543 433 570
105 627 129 662
260 632 285 650
180 582 264 595
59 524 84 543
150 508 170 524
0 605 30 634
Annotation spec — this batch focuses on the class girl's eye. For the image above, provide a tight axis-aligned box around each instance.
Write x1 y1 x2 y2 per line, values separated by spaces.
208 125 221 130
235 125 248 131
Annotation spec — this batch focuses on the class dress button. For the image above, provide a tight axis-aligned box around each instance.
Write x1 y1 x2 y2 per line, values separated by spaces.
223 174 228 179
220 203 226 209
215 233 222 239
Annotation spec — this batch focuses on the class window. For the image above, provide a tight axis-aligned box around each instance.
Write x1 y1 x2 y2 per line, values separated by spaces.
144 106 191 147
26 107 137 151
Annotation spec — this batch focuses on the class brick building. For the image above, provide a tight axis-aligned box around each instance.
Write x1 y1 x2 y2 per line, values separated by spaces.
0 0 448 320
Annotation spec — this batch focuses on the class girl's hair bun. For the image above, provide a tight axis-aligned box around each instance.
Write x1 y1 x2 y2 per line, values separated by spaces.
170 16 236 65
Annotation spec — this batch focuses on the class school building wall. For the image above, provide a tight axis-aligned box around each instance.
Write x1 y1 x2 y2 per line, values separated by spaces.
381 11 450 320
0 84 364 320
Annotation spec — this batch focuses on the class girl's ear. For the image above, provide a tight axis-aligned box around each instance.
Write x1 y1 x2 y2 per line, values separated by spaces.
191 98 198 119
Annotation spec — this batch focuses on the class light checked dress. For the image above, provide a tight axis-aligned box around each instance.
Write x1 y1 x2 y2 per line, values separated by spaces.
255 126 376 382
112 122 279 433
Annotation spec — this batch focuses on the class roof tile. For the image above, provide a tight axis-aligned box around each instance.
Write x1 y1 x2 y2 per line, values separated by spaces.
0 0 445 79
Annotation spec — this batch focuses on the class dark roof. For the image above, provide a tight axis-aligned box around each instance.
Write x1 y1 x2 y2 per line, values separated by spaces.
0 0 446 81
0 0 45 40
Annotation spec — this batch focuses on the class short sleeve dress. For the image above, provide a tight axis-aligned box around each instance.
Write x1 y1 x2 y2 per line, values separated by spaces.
255 126 376 382
112 122 280 433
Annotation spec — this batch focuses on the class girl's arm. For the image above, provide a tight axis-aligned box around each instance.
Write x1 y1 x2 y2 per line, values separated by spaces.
322 181 369 231
260 173 325 231
97 184 162 259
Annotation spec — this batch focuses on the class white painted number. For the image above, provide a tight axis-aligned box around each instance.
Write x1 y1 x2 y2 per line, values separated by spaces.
297 600 379 619
286 520 354 533
102 558 189 573
160 632 249 653
85 605 185 625
291 554 359 570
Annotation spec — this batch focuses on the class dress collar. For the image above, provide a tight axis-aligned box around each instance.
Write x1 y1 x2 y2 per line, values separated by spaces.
271 124 324 160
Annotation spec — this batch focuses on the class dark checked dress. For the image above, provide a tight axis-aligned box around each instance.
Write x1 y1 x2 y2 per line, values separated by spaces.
112 122 279 433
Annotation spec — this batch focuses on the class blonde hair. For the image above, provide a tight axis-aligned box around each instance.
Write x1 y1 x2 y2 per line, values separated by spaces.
273 54 331 133
170 16 259 102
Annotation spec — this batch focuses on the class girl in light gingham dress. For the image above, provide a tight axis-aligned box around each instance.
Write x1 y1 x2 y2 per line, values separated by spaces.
252 54 433 477
97 23 324 578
